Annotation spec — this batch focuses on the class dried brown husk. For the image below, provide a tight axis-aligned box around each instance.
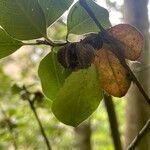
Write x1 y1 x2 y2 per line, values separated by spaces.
76 42 95 69
94 45 131 97
57 42 95 70
108 24 144 61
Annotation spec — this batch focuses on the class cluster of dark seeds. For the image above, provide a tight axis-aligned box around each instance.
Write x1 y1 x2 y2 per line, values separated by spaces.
57 33 103 70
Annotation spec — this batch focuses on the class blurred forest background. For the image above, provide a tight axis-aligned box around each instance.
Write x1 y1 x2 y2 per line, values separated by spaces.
0 0 149 150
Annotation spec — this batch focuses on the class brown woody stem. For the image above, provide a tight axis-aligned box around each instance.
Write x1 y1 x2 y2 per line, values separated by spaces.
27 99 52 150
122 62 150 106
127 118 150 150
23 39 67 47
23 87 52 150
104 93 123 150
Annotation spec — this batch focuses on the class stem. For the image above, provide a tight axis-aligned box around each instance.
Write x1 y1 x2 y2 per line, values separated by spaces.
23 39 67 47
27 99 52 150
44 35 67 46
44 36 57 46
127 118 150 150
123 62 150 106
103 93 123 150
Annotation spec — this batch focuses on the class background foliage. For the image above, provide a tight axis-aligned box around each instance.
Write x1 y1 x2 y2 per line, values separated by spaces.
0 0 149 149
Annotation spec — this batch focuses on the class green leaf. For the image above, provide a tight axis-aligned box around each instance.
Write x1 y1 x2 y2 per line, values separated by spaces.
38 0 73 27
38 51 70 101
67 0 111 34
0 28 23 59
52 65 103 127
0 0 46 40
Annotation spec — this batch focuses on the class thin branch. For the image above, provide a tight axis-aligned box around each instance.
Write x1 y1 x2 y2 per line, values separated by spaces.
79 0 150 106
23 40 50 46
23 39 67 47
27 99 52 150
44 36 67 47
22 87 52 150
127 118 150 150
103 93 123 150
122 62 150 105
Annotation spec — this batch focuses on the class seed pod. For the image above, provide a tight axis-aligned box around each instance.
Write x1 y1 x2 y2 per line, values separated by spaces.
81 33 103 50
107 24 144 60
57 42 95 70
76 42 95 69
57 43 71 69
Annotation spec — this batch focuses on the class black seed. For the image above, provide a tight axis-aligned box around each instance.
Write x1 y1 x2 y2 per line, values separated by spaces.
67 43 79 69
57 45 68 68
57 42 95 70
